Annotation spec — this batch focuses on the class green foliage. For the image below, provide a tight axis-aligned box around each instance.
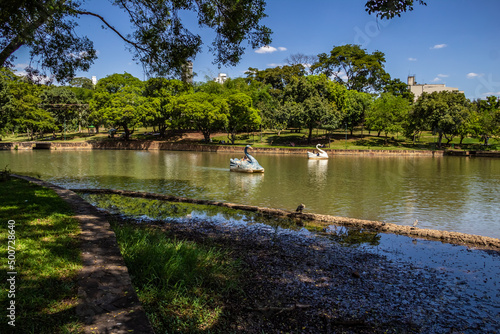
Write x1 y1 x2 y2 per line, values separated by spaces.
474 96 500 143
311 44 390 93
1 0 271 81
366 92 410 142
40 86 81 134
365 0 427 19
143 77 192 136
89 73 145 139
226 93 261 144
174 92 229 142
382 78 415 103
343 90 373 134
411 91 471 147
283 75 342 142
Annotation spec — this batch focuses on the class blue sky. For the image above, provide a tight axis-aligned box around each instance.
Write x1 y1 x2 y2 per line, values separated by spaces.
11 0 500 99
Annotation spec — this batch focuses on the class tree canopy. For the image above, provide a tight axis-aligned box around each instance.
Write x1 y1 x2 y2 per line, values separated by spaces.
0 0 272 82
311 44 389 93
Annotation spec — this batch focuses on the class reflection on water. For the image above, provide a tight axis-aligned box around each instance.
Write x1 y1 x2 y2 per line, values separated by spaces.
2 150 499 238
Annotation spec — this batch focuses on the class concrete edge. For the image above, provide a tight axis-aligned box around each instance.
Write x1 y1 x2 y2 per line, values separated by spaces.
73 188 500 252
12 175 155 334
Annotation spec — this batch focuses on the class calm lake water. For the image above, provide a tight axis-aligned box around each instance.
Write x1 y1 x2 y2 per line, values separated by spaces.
1 150 499 238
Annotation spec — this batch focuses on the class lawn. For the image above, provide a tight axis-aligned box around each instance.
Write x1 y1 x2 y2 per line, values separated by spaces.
0 176 83 334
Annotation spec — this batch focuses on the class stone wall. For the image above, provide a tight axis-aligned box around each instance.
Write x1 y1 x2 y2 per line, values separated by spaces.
1 140 448 156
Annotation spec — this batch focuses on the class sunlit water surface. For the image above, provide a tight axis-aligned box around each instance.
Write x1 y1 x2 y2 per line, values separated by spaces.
1 149 499 238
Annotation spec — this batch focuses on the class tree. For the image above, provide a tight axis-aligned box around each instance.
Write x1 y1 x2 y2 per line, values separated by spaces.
174 92 228 142
382 78 414 103
473 96 500 145
226 93 261 144
40 86 81 137
245 64 306 100
283 75 341 143
411 91 471 148
365 0 427 19
101 85 146 140
342 90 373 136
69 77 94 89
366 93 410 143
311 44 390 93
7 79 55 140
89 72 144 138
144 77 192 137
1 0 271 81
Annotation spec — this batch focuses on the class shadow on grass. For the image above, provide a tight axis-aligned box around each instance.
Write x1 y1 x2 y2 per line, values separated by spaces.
0 178 83 334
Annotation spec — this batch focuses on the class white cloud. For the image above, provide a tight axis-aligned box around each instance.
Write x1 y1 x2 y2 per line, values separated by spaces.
437 74 449 78
255 45 287 54
430 44 447 49
267 63 283 67
15 63 28 68
466 72 483 79
408 57 417 61
431 77 442 82
481 91 500 96
255 46 277 54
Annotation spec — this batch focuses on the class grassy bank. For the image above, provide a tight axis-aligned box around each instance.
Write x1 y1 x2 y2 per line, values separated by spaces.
0 177 83 334
110 220 243 333
3 126 498 151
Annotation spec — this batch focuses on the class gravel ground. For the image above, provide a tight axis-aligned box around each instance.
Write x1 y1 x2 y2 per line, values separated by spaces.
117 213 499 334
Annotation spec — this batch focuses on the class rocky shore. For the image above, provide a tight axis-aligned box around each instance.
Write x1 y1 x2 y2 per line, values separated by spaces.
114 213 500 333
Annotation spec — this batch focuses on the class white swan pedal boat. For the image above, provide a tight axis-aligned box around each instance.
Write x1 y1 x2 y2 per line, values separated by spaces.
230 145 265 173
307 144 329 160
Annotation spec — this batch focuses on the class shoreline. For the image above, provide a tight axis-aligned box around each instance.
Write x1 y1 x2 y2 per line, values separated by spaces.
2 140 500 157
72 188 500 251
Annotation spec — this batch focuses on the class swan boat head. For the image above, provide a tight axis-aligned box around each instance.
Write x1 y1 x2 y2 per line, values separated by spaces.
230 145 265 173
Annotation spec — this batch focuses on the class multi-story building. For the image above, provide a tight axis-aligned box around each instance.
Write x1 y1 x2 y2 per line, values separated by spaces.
407 75 463 101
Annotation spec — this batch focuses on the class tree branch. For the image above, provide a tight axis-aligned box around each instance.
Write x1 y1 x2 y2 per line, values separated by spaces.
73 10 148 52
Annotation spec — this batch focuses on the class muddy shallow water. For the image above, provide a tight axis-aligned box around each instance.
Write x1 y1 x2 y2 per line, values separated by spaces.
81 193 500 333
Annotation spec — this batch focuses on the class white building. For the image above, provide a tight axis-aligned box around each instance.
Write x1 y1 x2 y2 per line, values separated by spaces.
214 73 227 84
407 75 463 101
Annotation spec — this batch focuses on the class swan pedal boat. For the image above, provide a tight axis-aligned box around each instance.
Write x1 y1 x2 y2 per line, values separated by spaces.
307 144 329 159
230 145 265 173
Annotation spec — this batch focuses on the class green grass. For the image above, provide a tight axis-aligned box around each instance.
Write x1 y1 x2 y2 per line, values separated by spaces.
110 222 243 333
3 126 498 151
0 177 83 334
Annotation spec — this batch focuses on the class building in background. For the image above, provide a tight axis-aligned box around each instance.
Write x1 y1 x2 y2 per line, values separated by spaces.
214 73 227 84
407 75 463 101
91 76 97 86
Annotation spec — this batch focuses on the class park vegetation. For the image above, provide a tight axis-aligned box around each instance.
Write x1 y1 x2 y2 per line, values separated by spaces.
1 46 499 149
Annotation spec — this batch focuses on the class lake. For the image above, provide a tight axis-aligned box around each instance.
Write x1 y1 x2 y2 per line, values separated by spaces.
1 149 499 238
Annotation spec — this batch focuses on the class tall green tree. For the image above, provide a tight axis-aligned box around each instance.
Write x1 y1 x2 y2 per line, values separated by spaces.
473 96 500 145
144 77 191 137
89 73 144 138
343 90 373 135
366 93 410 143
226 93 261 144
410 91 471 148
7 79 55 140
174 92 228 142
311 44 390 93
40 86 80 137
283 75 341 143
1 0 271 81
